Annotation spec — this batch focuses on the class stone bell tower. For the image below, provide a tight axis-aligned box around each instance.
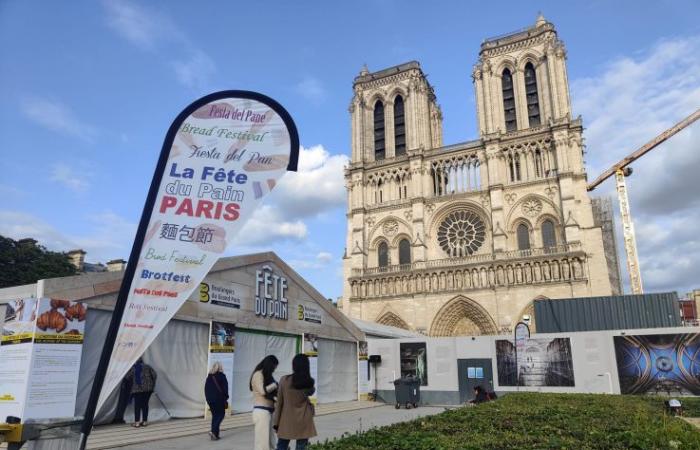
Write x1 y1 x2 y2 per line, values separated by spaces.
342 16 615 335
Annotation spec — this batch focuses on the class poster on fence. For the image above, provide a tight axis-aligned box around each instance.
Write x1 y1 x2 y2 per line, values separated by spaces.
206 321 235 415
614 333 700 395
0 298 86 422
303 333 319 404
357 341 370 400
496 337 574 387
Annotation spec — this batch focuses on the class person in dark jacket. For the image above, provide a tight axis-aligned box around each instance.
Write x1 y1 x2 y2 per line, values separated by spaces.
125 358 157 427
111 377 133 424
205 361 229 440
469 385 489 404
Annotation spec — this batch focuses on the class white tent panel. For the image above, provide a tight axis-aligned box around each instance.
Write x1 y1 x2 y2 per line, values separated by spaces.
231 330 297 413
318 339 358 403
76 309 208 423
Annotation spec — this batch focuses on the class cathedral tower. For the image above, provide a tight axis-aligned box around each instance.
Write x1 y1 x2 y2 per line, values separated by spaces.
342 16 615 336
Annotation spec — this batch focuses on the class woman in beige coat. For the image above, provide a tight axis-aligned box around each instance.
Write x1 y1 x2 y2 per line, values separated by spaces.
272 354 317 450
251 355 279 450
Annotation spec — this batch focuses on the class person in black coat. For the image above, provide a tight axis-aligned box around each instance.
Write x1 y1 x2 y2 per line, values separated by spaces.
469 385 489 404
205 361 229 440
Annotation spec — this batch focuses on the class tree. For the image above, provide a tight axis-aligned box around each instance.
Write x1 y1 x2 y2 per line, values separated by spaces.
0 236 78 288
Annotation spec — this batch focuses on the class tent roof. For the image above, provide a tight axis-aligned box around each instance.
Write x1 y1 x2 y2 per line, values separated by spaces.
351 317 424 339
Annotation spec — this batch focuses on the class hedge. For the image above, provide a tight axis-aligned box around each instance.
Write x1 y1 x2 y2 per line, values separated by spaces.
311 393 700 450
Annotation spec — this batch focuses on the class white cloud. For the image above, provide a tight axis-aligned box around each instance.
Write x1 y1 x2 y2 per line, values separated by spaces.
233 205 307 247
0 210 136 263
102 0 216 89
295 77 327 105
316 251 333 264
50 163 90 192
272 145 348 220
20 97 98 142
225 145 346 249
572 35 700 294
172 49 217 90
103 0 167 50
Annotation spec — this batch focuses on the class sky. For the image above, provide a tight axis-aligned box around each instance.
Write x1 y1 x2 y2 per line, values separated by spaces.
0 0 699 301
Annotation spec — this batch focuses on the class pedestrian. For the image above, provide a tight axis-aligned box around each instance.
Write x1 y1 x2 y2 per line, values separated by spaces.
469 385 489 404
205 361 229 441
251 355 279 450
111 377 132 424
273 354 317 450
125 358 157 427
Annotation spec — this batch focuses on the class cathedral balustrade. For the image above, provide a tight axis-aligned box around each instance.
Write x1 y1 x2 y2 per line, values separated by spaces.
348 243 586 299
426 147 483 197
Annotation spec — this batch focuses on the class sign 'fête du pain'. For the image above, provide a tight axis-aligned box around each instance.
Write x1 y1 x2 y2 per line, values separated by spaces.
92 91 299 412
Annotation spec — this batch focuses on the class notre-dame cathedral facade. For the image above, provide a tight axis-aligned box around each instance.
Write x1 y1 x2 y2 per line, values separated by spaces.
341 16 619 336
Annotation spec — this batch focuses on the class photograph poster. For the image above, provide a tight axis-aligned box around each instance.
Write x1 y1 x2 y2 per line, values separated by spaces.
0 298 38 421
614 333 700 395
0 298 86 422
303 333 319 404
358 341 370 400
496 337 575 387
206 321 235 414
399 342 428 386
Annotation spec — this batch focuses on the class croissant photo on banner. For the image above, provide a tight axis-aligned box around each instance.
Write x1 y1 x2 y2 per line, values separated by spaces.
614 333 700 395
84 91 299 424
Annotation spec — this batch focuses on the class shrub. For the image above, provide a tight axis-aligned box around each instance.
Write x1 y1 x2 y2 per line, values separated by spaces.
311 393 700 450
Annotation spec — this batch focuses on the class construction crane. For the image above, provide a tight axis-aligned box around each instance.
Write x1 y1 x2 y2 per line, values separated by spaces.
587 108 700 295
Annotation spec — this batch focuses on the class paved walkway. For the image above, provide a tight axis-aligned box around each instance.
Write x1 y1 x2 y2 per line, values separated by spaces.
110 405 445 450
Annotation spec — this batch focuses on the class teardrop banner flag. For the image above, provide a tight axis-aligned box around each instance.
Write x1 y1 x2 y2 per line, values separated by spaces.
79 91 298 445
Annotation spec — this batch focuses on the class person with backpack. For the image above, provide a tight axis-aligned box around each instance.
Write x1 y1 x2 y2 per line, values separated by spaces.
273 354 317 450
125 358 157 427
205 361 229 440
251 355 280 450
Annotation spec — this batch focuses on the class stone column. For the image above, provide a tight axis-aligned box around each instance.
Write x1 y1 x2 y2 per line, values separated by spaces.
513 68 527 130
385 100 395 159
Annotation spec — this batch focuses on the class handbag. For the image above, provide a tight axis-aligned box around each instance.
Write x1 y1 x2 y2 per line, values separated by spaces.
211 374 229 410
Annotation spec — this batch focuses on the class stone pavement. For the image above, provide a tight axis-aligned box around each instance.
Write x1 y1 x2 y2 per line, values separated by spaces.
114 405 445 450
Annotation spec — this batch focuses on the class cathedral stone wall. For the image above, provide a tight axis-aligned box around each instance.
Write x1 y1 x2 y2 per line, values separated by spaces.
342 16 616 336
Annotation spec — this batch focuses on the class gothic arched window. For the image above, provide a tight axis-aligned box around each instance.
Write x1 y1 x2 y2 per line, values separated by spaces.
378 241 389 268
394 95 406 156
374 101 385 161
517 223 530 250
524 62 540 127
542 220 556 248
502 68 516 132
399 239 411 265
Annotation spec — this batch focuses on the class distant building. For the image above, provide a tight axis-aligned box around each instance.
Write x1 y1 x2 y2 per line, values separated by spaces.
67 249 126 273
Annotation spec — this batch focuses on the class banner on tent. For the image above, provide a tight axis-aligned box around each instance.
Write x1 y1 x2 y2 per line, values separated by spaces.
95 91 299 411
357 341 370 400
0 298 86 422
199 281 241 309
303 333 319 405
206 321 235 416
297 304 322 324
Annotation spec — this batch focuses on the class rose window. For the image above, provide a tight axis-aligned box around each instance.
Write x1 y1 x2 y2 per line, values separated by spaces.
437 211 486 257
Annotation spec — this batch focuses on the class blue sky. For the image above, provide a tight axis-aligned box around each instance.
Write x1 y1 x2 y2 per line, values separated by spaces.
1 0 699 300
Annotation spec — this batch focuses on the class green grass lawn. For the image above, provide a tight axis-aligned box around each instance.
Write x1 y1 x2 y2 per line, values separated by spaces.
312 393 700 450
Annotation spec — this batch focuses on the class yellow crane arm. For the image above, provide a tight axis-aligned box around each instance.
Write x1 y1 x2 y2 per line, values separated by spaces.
587 109 700 191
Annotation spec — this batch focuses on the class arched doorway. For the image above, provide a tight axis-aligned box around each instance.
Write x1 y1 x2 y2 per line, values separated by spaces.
376 311 410 330
429 296 498 336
